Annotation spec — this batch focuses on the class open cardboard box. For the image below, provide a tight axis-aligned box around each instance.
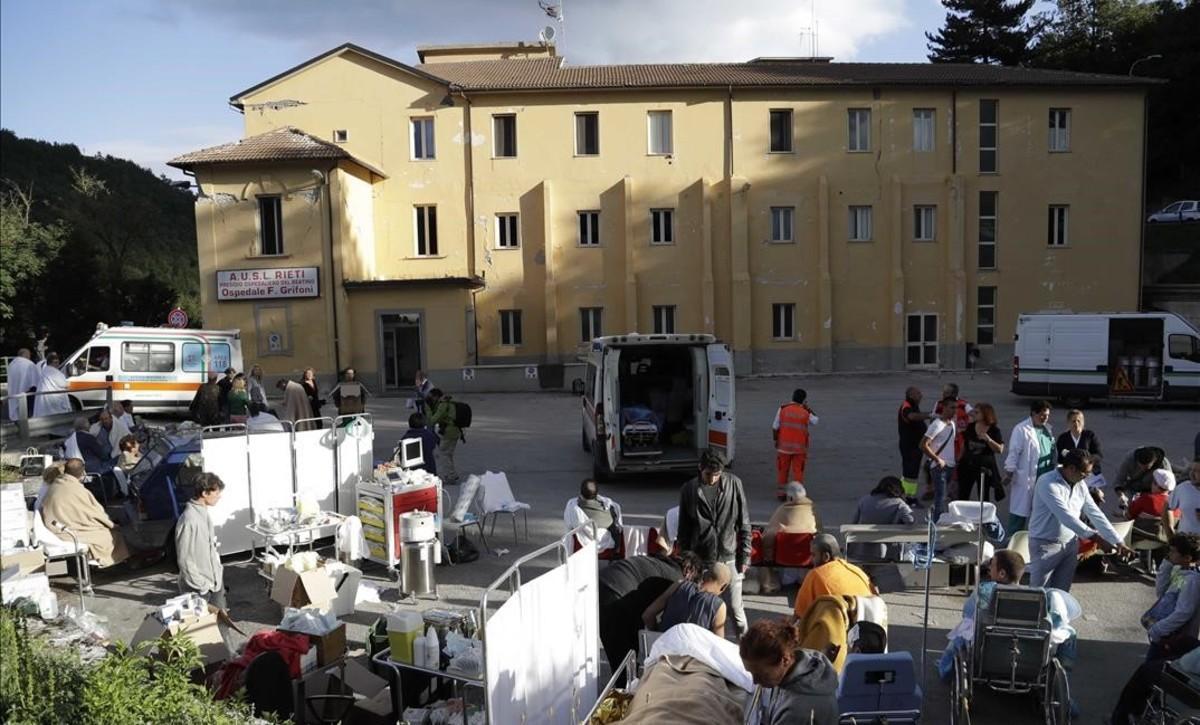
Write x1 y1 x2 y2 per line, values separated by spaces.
130 603 240 667
293 659 389 725
0 548 46 578
280 621 347 667
271 561 362 617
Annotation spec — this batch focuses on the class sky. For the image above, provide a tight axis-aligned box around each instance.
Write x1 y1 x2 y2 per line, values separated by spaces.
1 0 954 181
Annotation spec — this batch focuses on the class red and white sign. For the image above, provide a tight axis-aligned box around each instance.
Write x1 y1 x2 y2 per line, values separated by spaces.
216 267 320 301
167 307 189 328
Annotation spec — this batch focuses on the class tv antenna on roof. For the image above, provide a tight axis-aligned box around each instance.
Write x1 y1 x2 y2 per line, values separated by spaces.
537 0 564 53
539 24 557 44
798 0 819 57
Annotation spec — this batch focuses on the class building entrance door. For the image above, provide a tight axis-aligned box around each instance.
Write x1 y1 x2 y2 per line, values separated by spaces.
380 313 422 394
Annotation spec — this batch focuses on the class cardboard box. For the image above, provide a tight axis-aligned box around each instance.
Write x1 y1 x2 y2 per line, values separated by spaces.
271 565 339 611
130 604 232 666
323 562 362 618
0 572 49 604
349 687 394 725
280 622 346 667
0 548 46 578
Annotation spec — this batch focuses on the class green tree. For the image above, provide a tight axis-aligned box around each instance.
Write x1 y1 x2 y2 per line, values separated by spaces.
926 0 1039 64
0 182 68 335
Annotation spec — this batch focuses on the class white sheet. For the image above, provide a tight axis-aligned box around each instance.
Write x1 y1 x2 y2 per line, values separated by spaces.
334 417 373 515
294 427 337 513
204 435 253 555
646 623 754 693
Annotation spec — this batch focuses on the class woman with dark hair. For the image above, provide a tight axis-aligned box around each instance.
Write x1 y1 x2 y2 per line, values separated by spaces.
300 367 323 418
849 476 914 561
739 617 839 725
959 402 1006 502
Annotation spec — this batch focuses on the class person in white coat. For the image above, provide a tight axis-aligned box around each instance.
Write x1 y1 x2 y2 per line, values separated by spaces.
31 352 72 417
1002 399 1056 534
5 349 38 422
90 407 131 453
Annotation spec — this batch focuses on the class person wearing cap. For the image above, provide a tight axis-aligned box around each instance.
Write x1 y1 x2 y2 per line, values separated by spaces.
1126 469 1178 546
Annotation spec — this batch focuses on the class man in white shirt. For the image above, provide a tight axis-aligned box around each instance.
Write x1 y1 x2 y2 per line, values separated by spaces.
5 349 37 422
920 397 958 519
1169 460 1200 536
245 402 285 432
1028 449 1131 591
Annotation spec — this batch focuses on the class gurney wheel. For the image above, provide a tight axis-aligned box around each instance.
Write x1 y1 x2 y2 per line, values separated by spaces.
950 652 971 725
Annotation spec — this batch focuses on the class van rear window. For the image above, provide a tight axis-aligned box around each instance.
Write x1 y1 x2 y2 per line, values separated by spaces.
182 342 231 373
122 342 175 373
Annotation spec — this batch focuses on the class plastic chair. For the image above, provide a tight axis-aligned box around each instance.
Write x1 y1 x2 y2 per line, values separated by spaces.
838 652 922 723
1008 530 1031 568
478 472 530 544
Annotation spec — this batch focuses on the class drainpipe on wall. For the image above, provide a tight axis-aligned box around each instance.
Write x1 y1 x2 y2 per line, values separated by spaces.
950 89 958 175
724 85 734 179
315 168 342 375
458 87 481 365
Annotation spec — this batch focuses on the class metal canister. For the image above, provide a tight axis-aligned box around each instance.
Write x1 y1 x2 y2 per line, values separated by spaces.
1148 356 1162 388
399 539 437 596
1132 355 1147 388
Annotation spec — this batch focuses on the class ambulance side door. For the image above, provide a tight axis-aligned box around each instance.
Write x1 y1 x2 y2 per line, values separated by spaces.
705 343 735 462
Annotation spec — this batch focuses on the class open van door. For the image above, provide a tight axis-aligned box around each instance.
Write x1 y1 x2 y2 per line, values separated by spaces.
598 347 621 476
706 343 735 462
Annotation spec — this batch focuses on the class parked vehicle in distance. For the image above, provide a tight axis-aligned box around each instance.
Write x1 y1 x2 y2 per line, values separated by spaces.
1012 311 1200 405
576 333 735 480
1147 200 1200 223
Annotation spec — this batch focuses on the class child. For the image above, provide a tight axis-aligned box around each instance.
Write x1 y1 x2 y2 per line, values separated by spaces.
937 550 1026 681
1142 532 1200 660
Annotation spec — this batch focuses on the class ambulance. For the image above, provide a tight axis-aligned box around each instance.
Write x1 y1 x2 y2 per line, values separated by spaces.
577 333 735 480
61 325 244 413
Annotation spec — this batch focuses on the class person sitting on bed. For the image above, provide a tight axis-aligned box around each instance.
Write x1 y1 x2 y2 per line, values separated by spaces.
642 561 730 637
740 617 839 725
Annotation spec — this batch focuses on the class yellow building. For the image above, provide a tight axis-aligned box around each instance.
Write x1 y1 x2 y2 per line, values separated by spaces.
170 42 1150 391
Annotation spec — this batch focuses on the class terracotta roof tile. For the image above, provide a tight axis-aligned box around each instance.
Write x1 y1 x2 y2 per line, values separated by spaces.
168 127 349 168
419 58 1151 91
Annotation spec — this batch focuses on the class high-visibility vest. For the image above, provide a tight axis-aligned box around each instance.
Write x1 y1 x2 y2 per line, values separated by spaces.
776 403 812 454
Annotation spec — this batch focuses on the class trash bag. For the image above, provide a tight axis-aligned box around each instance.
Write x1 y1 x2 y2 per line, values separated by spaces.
447 535 480 564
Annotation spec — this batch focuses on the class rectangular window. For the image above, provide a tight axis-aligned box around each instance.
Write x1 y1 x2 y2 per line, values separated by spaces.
653 305 676 334
493 114 517 157
496 213 519 249
499 309 523 346
1049 108 1071 152
913 108 935 152
411 117 435 159
414 205 439 256
913 205 937 241
578 210 600 246
848 108 871 152
1048 205 1069 247
647 110 673 155
122 342 175 373
258 196 283 256
580 307 603 342
906 313 939 366
978 191 997 269
575 112 599 156
770 206 794 243
769 109 793 152
333 129 349 143
772 303 796 340
848 205 873 241
182 342 231 373
977 286 997 346
979 99 998 173
650 208 674 245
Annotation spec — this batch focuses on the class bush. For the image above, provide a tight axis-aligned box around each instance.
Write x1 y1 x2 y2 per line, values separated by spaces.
0 606 257 724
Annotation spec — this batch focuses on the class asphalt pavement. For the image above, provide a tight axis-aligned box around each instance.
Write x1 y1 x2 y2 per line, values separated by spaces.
73 370 1199 724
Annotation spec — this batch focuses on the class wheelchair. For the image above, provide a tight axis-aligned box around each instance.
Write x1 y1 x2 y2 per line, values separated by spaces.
1138 662 1200 725
949 585 1072 725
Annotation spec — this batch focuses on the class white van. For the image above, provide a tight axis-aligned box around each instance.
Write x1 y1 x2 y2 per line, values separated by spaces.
578 333 735 479
62 325 244 412
1012 312 1200 404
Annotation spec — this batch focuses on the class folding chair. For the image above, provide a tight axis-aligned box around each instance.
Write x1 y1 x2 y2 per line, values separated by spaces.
32 510 94 598
445 481 491 555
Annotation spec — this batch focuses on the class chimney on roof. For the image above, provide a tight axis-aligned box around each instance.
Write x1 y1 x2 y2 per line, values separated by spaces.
417 41 556 64
748 56 834 64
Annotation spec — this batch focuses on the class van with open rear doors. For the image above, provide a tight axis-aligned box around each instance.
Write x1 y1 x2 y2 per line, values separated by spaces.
1012 312 1200 406
577 334 735 480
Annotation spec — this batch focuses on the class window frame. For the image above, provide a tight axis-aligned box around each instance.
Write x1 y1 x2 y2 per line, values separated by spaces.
1048 205 1069 247
771 303 796 341
1168 334 1200 362
574 111 599 156
979 99 998 173
769 109 794 153
976 286 997 346
257 195 284 256
579 307 603 343
578 210 601 246
913 205 937 242
492 114 517 158
182 342 231 373
647 110 674 156
499 309 523 346
978 190 998 270
333 129 349 143
848 108 871 152
495 213 520 249
1048 108 1071 153
121 341 175 373
906 312 939 367
848 205 873 242
411 117 436 160
414 205 439 257
650 208 675 245
912 108 936 152
652 305 676 335
770 206 795 243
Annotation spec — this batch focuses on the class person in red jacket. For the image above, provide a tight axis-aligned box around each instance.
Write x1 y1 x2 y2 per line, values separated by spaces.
773 389 818 500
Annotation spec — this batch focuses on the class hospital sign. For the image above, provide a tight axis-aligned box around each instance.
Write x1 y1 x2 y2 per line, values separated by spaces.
216 267 320 301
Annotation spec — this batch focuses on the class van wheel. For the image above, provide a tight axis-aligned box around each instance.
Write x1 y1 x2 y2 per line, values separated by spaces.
581 428 591 453
69 396 82 411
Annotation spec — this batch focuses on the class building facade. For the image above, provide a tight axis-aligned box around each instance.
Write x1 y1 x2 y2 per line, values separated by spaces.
171 42 1149 391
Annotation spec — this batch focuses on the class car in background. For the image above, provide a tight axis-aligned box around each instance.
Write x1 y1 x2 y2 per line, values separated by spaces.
1147 200 1200 223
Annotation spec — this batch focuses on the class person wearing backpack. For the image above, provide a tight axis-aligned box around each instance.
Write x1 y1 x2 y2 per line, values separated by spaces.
428 388 464 485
